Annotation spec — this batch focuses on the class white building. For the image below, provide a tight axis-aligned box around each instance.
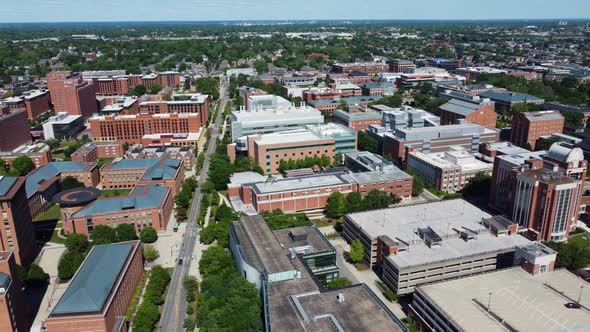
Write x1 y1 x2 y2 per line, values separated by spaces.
43 112 84 140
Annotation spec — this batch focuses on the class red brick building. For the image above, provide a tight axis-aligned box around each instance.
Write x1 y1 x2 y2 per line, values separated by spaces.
100 157 184 196
2 90 51 119
44 241 143 332
0 109 31 152
0 251 27 332
439 96 497 129
333 109 382 131
0 143 52 169
61 185 173 236
89 113 202 145
305 52 329 60
46 71 98 119
139 93 209 127
0 176 37 267
331 62 384 75
387 59 416 73
71 141 125 163
510 111 564 150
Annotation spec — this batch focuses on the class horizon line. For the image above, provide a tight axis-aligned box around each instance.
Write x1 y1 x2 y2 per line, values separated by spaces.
1 18 590 25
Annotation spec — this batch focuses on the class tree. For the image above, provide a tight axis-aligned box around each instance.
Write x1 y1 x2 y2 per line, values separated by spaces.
10 156 35 176
326 277 353 289
140 227 158 243
0 159 9 176
92 225 117 245
60 176 85 191
334 153 343 166
535 137 560 151
58 251 84 280
362 190 391 210
27 264 49 286
349 240 364 263
149 84 162 95
130 84 146 96
326 192 346 218
410 172 425 196
143 245 159 261
357 131 379 153
345 192 363 213
65 233 90 253
16 265 27 285
116 223 138 242
545 241 590 270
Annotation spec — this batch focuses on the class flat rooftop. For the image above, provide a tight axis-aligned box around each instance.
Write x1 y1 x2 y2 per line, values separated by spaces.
254 129 327 146
523 110 564 122
416 268 590 332
231 106 322 123
410 149 493 173
72 185 169 217
50 242 136 316
483 141 531 155
273 226 333 254
251 173 348 194
496 150 547 166
391 122 496 141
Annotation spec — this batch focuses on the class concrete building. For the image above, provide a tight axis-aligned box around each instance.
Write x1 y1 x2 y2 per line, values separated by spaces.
247 94 293 112
43 241 143 332
139 93 209 127
510 111 565 150
478 141 532 162
407 147 493 192
46 71 98 119
439 94 497 129
89 113 202 146
383 123 499 165
0 143 52 169
100 157 183 196
230 123 356 174
238 86 266 111
426 58 462 71
342 200 532 295
229 103 323 144
308 96 383 114
126 145 195 170
100 96 139 115
0 251 27 332
412 267 589 332
480 90 545 112
42 112 84 140
60 185 173 236
25 162 100 218
0 109 31 152
0 176 37 267
379 105 440 131
71 141 125 163
387 59 416 73
229 215 407 332
455 66 507 80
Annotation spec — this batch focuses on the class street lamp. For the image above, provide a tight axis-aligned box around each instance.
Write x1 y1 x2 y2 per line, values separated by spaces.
488 292 493 311
578 285 584 305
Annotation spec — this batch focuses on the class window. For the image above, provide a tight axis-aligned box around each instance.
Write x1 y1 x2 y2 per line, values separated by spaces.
1 212 7 220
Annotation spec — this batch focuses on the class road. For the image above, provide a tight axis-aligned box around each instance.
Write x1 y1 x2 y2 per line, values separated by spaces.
159 83 228 332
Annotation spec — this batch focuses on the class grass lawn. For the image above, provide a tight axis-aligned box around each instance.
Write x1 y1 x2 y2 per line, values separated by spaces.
313 219 337 228
96 157 114 168
99 189 132 198
33 205 61 222
568 231 590 248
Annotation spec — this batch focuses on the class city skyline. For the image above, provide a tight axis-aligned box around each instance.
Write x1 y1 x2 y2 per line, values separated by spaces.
2 0 590 23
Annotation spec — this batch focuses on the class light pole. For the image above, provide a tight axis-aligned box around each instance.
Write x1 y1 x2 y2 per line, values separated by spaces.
578 285 584 305
488 292 492 311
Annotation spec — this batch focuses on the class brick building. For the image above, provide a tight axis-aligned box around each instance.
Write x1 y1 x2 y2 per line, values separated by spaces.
71 141 125 163
331 62 385 75
308 96 382 114
43 241 143 332
387 59 416 73
99 96 139 115
0 176 37 267
439 95 497 129
383 123 500 165
126 145 195 170
139 93 209 127
1 90 50 119
480 90 544 112
302 87 343 103
61 185 173 236
46 71 98 119
0 143 52 169
100 157 184 196
0 109 31 152
89 113 202 145
24 162 100 218
229 123 356 174
510 111 565 149
238 87 266 111
333 109 382 131
0 251 27 332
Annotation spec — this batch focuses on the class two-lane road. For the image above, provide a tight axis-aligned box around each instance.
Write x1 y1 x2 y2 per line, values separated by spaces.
159 84 228 332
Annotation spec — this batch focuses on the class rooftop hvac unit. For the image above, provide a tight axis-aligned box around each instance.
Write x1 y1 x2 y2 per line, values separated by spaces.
337 293 345 303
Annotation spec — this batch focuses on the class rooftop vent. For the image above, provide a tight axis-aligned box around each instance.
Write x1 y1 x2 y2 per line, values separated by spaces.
337 293 345 303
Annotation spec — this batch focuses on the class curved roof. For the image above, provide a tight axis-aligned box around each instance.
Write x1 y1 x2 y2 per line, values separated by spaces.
25 162 91 198
547 143 584 163
52 187 101 207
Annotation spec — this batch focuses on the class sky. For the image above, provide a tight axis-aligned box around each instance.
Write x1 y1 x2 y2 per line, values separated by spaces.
2 0 590 23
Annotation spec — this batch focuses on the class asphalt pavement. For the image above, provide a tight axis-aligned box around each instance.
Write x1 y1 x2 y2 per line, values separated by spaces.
158 84 228 332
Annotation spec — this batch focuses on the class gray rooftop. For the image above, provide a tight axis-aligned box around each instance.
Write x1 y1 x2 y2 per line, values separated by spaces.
51 242 136 316
391 123 496 141
73 184 169 217
25 162 92 198
439 98 491 116
480 91 543 103
108 158 180 181
523 110 565 122
416 268 590 332
252 173 348 194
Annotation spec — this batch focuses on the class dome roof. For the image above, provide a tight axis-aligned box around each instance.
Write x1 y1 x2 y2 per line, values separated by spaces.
547 143 584 163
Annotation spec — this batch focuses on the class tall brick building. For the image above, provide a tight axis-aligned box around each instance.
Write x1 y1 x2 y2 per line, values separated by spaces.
46 71 98 119
139 93 209 127
89 113 202 145
0 251 27 332
0 176 37 267
0 109 31 152
510 110 565 150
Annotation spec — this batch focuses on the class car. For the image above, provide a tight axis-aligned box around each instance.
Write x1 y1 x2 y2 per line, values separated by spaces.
564 302 581 309
178 258 183 265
